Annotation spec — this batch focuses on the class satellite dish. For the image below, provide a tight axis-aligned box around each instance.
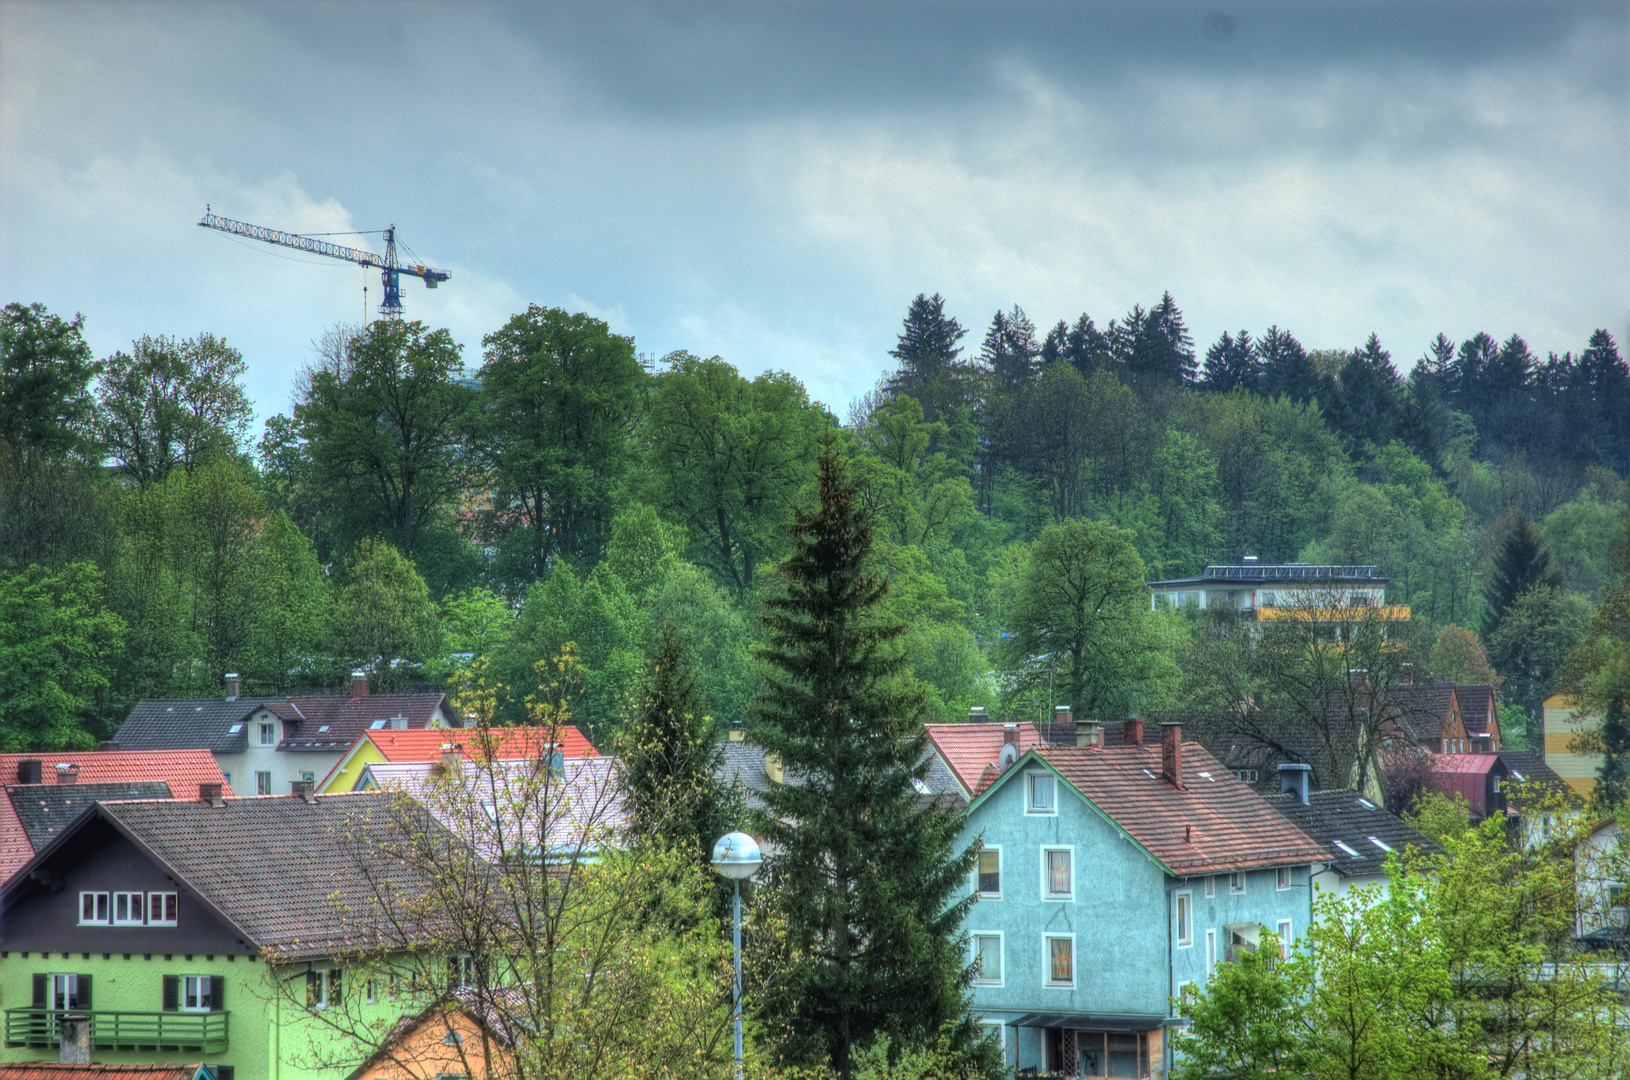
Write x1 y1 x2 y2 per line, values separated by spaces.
999 743 1019 770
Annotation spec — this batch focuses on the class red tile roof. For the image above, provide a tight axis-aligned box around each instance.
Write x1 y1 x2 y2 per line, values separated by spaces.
1029 742 1329 876
0 1066 209 1080
1433 753 1501 775
361 725 598 764
925 723 1045 794
0 750 230 883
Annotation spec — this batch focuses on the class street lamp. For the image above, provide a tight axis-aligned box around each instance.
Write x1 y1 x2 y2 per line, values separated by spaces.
712 830 762 1080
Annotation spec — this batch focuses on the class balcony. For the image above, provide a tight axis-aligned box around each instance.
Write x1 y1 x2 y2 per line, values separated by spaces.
5 1009 229 1052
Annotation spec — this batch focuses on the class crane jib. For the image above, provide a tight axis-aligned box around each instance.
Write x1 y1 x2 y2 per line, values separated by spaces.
197 213 450 282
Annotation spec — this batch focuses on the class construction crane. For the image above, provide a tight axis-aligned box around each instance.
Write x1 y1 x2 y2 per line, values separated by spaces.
198 208 450 318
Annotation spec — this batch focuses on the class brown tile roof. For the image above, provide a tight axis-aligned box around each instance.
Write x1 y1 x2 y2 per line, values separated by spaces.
1029 741 1329 876
1458 685 1496 736
268 693 458 752
0 1067 211 1080
925 723 1045 793
14 792 437 960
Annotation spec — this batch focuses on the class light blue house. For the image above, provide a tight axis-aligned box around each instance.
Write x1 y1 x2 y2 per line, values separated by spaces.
959 721 1327 1078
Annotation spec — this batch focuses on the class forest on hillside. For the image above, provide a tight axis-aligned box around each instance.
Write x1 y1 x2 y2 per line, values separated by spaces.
1 293 1627 757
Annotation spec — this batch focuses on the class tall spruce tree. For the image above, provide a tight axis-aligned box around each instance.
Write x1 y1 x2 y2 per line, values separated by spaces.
752 449 999 1080
1201 329 1260 393
1483 513 1563 635
885 293 968 428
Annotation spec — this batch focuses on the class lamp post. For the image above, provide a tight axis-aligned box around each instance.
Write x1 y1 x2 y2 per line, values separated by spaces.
712 830 762 1080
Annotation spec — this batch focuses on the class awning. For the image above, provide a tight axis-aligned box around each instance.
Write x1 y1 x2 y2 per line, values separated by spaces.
1006 1013 1168 1031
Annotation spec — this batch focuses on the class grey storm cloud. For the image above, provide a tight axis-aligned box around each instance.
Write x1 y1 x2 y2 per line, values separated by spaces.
1 1 1625 426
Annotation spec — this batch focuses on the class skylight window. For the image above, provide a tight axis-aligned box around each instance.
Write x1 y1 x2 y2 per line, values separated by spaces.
1141 769 1157 779
229 724 243 734
1512 771 1527 782
370 720 387 729
1368 836 1393 852
1197 771 1213 781
1357 797 1376 809
912 778 932 795
319 725 329 733
1333 840 1361 858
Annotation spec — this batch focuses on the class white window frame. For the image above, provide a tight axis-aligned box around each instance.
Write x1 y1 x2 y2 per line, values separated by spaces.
975 845 1002 900
181 974 212 1012
79 891 109 925
1204 875 1215 898
112 890 145 925
1276 866 1292 890
258 722 276 746
1177 980 1198 1014
1040 846 1075 902
1043 933 1075 989
256 771 272 796
1175 891 1194 948
1230 871 1246 895
971 932 1004 986
1276 919 1293 957
366 978 378 1005
1025 772 1057 815
148 892 178 926
1205 928 1217 979
49 974 77 1011
309 969 333 1010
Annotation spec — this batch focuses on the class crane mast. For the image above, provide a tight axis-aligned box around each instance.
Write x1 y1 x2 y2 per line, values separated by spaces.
198 210 450 318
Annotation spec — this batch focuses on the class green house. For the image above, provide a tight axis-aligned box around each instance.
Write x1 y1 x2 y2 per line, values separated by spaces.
0 790 420 1080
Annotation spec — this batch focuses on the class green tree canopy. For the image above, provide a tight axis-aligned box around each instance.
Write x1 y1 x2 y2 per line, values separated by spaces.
0 562 124 751
329 539 440 691
0 302 99 465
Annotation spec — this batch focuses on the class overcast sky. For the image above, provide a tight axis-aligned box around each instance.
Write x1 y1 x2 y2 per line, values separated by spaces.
2 1 1625 426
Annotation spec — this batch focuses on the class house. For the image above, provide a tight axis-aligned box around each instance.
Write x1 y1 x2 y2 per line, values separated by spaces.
112 674 459 799
715 726 962 812
342 998 514 1080
1147 557 1404 622
958 721 1327 1078
317 724 597 794
1426 754 1509 822
1265 766 1440 900
0 752 231 883
1543 694 1604 800
1456 685 1503 753
0 790 435 1080
924 710 1157 803
1575 819 1627 938
354 755 627 861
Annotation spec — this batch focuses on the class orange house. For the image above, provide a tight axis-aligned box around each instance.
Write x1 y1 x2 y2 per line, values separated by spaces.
346 1002 514 1080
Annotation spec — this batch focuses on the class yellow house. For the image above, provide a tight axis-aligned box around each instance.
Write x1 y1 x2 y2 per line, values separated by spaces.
1544 693 1604 799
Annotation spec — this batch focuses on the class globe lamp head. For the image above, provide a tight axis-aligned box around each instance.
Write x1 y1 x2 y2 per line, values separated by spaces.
711 831 763 880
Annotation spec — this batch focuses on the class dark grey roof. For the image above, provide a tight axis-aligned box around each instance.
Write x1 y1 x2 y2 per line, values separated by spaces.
1150 563 1386 588
715 739 965 810
6 793 437 960
6 782 170 849
114 699 268 753
1267 789 1440 879
1497 750 1582 805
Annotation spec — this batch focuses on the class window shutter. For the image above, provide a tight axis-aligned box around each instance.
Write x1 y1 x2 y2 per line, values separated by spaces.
210 976 225 1011
162 975 179 1011
32 974 46 1008
305 971 317 1009
330 968 341 1005
214 1068 235 1080
446 958 456 991
73 975 91 1010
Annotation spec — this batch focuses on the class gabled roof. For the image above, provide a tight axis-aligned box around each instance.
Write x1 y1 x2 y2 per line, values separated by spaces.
0 1067 214 1080
114 694 459 756
714 737 963 810
0 750 231 882
1496 749 1582 805
1376 682 1458 744
112 700 268 753
1267 790 1441 879
7 781 169 850
1434 753 1502 775
360 725 595 764
971 742 1328 877
3 792 435 960
268 693 459 752
1458 685 1497 736
924 723 1046 795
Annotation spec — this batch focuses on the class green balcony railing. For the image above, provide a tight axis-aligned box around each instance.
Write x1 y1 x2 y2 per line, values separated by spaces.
4 1009 229 1051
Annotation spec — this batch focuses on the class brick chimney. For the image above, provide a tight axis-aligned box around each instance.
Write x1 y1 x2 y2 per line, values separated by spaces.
1001 723 1020 747
1124 717 1144 746
969 706 989 724
199 782 224 807
350 670 369 698
435 745 462 777
54 763 80 785
1052 704 1075 746
224 673 240 702
1160 720 1184 790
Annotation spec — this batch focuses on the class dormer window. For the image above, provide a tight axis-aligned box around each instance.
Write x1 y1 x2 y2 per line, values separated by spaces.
258 722 276 746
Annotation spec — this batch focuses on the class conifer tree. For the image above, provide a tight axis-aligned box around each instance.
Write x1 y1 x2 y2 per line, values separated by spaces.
1258 325 1320 403
1482 513 1562 635
752 448 999 1080
885 294 968 428
1201 329 1260 393
621 621 731 856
